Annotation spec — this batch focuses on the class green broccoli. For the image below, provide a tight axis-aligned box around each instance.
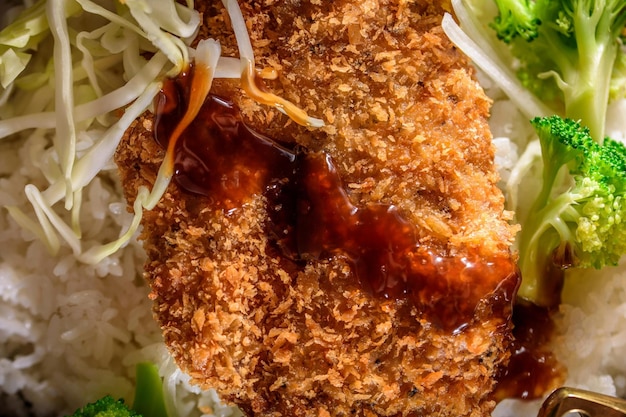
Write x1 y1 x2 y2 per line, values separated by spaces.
490 0 626 140
66 363 169 417
517 115 626 306
490 0 541 43
65 396 139 417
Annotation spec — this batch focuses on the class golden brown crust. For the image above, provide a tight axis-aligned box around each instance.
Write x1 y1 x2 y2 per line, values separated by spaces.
202 0 515 255
115 1 519 415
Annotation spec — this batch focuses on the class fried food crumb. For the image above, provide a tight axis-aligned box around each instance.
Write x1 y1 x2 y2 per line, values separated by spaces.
115 0 519 416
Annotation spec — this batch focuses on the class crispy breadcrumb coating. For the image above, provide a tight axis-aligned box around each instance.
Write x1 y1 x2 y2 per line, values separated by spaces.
115 0 519 416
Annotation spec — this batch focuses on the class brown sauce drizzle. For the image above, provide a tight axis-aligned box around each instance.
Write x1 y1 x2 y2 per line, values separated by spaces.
153 66 519 333
153 64 567 403
155 92 296 210
494 302 566 401
297 153 520 332
153 67 572 402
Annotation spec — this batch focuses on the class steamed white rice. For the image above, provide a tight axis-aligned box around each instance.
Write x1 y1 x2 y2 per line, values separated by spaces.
494 257 626 416
0 131 243 417
488 86 626 416
0 0 243 414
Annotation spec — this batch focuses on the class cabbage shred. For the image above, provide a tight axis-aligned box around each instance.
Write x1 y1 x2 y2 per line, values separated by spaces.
0 0 323 264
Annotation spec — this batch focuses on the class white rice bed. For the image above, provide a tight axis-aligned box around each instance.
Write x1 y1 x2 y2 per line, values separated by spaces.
0 136 240 417
487 81 626 415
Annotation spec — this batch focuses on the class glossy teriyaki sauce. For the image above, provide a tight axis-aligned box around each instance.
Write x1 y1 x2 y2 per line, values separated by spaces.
153 64 559 399
494 302 565 400
153 65 519 331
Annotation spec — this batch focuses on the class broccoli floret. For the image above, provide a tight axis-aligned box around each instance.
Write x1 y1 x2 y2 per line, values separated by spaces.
66 396 139 417
490 0 626 140
517 116 626 306
65 363 169 417
490 0 541 42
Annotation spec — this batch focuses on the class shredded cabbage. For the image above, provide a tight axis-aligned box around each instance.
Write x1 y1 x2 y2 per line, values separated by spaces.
0 0 82 88
1 0 324 264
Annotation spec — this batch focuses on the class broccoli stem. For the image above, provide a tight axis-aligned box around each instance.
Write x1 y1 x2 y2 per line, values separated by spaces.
564 29 617 141
132 362 169 417
517 190 577 306
517 236 565 307
557 1 624 141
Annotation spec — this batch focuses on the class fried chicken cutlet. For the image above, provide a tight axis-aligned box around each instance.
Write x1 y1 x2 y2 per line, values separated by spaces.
115 1 520 416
